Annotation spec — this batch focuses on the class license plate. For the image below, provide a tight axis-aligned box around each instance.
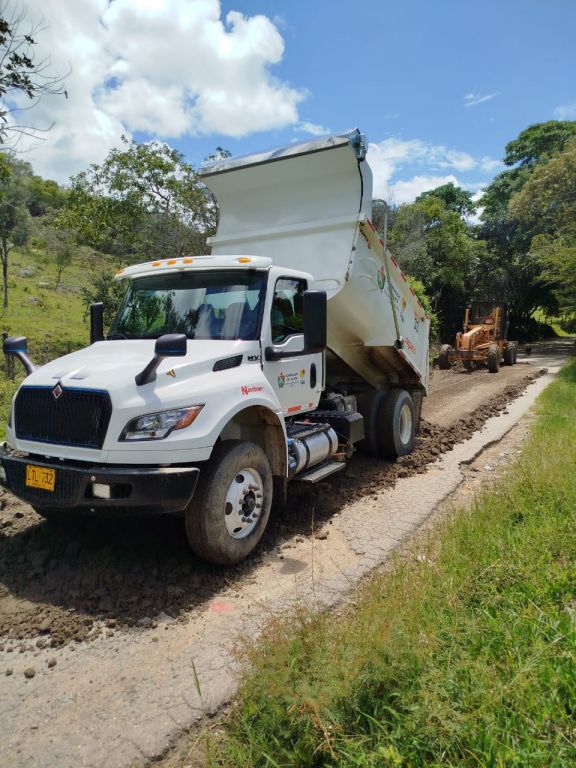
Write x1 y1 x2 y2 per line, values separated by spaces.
25 465 56 492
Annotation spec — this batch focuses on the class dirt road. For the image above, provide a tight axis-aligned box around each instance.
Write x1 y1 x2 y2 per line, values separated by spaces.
0 339 571 768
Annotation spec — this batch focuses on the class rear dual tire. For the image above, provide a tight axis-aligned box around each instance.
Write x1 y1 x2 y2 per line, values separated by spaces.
358 388 416 460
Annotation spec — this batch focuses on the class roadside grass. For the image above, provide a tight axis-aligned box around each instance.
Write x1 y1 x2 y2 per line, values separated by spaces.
531 308 572 338
213 361 576 767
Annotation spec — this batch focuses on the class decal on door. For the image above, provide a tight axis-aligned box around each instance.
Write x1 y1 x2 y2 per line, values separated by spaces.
278 370 306 389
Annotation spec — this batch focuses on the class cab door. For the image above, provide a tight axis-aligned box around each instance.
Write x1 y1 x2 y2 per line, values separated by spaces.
262 276 323 416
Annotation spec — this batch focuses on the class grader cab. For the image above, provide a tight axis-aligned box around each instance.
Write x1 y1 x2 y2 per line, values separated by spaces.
439 301 518 373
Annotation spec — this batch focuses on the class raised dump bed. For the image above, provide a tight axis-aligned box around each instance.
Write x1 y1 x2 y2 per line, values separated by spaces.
201 130 430 394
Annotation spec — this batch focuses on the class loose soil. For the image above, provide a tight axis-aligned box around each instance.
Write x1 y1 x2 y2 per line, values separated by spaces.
0 365 545 650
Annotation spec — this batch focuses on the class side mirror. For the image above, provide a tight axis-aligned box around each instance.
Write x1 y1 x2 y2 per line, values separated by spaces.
90 302 104 344
303 290 327 353
3 335 36 376
154 333 187 358
135 333 187 386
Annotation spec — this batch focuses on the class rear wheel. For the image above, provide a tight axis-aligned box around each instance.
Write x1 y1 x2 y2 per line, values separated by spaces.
380 389 416 459
487 344 500 373
504 345 515 365
185 440 272 565
357 389 416 459
438 344 452 370
357 390 387 456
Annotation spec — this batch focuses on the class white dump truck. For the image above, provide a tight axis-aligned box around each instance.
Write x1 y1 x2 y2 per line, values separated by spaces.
0 130 430 564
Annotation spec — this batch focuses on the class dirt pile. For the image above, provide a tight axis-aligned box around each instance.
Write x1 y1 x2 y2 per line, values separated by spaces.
0 369 545 649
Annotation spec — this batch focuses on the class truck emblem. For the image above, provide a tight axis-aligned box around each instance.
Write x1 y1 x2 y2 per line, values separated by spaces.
52 383 63 400
166 369 176 378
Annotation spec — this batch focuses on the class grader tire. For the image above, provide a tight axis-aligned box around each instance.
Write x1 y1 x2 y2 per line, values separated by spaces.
504 345 515 365
487 344 500 373
438 344 452 370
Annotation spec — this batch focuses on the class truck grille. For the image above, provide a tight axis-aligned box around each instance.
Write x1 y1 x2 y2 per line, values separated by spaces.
14 386 112 449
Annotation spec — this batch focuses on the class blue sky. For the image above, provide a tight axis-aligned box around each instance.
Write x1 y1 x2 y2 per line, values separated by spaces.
19 0 576 202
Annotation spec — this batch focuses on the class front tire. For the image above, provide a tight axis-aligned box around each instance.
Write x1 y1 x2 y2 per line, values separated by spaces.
439 344 452 370
487 344 500 373
185 440 272 565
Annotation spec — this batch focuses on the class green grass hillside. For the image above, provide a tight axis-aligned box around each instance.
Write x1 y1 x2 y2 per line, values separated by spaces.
0 245 120 436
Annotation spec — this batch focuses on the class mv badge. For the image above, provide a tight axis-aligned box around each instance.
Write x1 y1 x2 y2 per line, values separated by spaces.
52 382 63 401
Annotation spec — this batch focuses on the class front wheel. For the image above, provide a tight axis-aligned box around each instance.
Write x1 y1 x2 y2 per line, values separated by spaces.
438 344 452 370
185 440 272 565
487 344 500 373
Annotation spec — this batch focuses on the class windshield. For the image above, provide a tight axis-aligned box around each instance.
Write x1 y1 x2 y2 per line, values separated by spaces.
109 270 267 340
469 302 496 324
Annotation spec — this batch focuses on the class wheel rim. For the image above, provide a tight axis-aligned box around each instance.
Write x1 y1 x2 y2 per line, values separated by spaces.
223 467 264 539
398 403 413 445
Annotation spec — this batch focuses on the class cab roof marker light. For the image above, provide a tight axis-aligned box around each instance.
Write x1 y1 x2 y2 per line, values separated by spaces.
152 261 162 267
237 257 252 263
182 257 194 264
167 259 177 265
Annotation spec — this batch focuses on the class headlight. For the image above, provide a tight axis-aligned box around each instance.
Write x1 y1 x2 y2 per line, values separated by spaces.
120 405 204 441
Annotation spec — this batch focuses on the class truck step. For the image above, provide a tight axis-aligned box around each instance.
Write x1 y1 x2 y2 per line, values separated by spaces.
298 461 346 484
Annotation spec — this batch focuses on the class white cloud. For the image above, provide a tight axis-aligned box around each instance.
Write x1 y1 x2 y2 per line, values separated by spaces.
389 174 461 205
553 102 576 120
297 121 330 136
479 156 503 173
367 138 499 202
14 0 304 181
463 91 499 107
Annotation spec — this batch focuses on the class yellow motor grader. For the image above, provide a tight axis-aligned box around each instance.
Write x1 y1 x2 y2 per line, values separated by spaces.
439 301 518 373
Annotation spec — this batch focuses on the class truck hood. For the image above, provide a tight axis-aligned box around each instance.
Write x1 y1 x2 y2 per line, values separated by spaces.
22 339 260 393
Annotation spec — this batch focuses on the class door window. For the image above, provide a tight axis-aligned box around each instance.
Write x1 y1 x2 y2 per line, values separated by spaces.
271 278 306 343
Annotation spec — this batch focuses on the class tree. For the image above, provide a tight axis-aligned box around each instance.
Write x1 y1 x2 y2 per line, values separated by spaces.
25 174 65 217
502 121 576 168
509 138 576 314
509 137 576 234
388 195 480 339
477 121 576 333
59 137 217 262
40 224 75 288
0 1 67 146
416 182 477 217
80 267 127 330
0 152 29 306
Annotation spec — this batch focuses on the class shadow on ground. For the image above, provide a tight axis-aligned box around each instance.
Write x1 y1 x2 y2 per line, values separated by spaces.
0 371 542 647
